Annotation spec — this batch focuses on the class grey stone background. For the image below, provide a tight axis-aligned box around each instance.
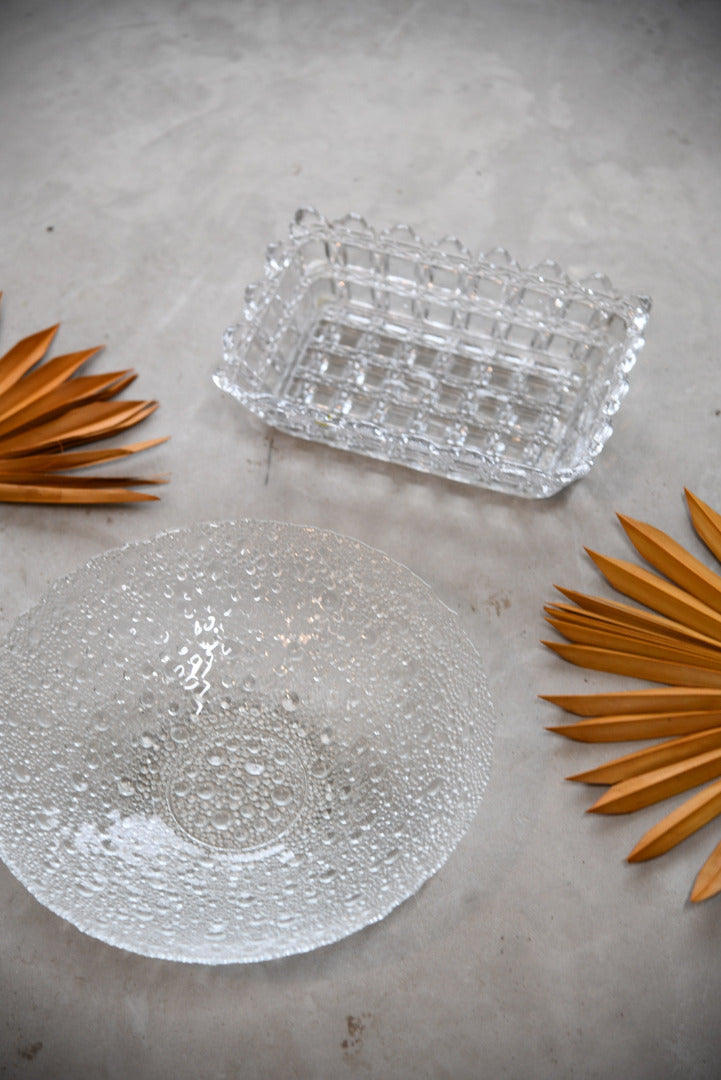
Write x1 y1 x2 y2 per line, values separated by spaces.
1 1 720 1076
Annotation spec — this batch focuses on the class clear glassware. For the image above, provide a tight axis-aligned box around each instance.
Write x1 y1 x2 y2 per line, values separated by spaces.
0 521 495 962
215 209 651 498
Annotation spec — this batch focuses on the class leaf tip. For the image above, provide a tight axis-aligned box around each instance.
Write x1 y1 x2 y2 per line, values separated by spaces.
626 839 651 863
689 880 716 903
586 792 614 814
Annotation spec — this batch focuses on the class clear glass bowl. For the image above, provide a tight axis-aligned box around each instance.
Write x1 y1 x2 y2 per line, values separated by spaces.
0 521 495 963
215 209 651 498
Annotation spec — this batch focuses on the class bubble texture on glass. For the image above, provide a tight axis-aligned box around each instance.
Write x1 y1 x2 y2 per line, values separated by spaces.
0 521 495 963
215 209 651 498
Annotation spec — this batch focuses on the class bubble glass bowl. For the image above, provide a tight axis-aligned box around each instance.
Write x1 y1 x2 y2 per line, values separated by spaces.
0 521 495 963
215 209 650 498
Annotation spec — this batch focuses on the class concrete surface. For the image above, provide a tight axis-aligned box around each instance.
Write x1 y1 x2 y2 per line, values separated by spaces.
1 0 721 1076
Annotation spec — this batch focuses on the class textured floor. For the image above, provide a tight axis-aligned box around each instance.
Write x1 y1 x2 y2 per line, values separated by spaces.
1 1 721 1077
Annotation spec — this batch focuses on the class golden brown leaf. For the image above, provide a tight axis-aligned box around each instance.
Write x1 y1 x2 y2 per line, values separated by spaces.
543 490 721 902
0 298 167 504
628 778 721 863
691 837 721 901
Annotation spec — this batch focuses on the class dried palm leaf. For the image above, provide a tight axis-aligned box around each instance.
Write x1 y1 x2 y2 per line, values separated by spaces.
0 294 167 503
543 490 721 903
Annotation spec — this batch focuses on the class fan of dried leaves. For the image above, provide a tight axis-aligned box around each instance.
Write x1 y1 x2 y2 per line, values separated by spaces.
0 294 167 503
543 489 721 902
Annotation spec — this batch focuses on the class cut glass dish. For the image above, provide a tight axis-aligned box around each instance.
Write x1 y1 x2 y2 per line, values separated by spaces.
215 209 651 498
0 521 495 963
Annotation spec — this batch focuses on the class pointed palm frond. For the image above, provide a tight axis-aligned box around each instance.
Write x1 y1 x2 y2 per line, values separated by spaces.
0 295 167 503
543 490 721 903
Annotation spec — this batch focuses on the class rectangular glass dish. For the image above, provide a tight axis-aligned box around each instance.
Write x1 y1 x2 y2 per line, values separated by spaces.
215 209 651 498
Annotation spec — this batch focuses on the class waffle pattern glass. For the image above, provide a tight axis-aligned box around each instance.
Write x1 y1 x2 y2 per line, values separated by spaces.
215 209 650 498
